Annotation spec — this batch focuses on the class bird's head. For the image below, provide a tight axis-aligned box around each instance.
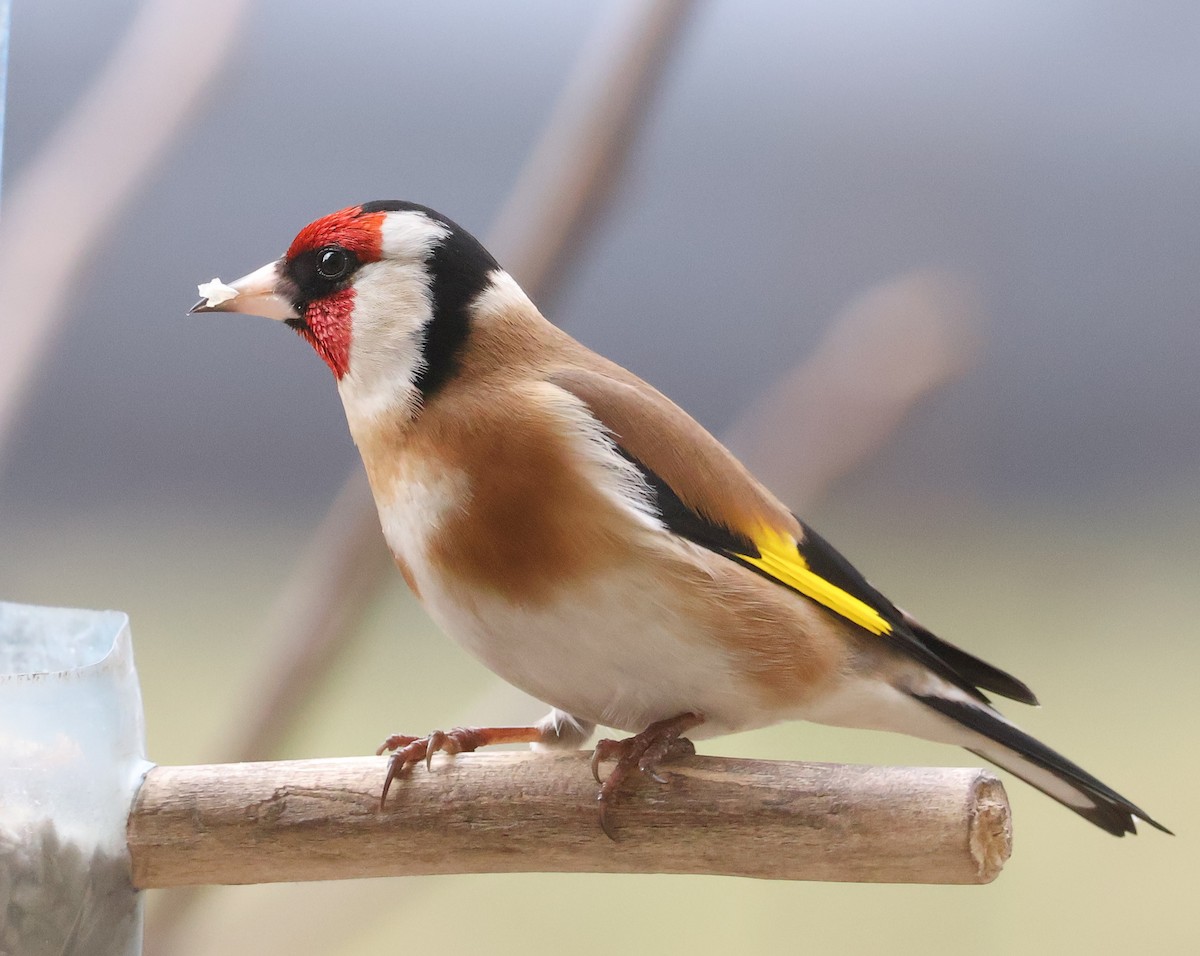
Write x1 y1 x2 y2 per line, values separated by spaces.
193 201 503 423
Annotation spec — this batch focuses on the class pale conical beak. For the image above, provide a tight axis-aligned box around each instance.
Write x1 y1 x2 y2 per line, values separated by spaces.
189 258 299 321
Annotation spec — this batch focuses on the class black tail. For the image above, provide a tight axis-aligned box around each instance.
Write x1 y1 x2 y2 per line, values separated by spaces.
900 612 1039 705
915 693 1171 836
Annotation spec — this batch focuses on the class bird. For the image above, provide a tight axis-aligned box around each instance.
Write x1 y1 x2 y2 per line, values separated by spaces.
192 200 1168 839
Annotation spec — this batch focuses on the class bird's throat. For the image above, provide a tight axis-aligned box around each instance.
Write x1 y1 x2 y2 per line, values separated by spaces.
295 289 354 379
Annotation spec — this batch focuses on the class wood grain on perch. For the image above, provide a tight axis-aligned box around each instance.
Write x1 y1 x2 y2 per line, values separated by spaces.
127 753 1011 888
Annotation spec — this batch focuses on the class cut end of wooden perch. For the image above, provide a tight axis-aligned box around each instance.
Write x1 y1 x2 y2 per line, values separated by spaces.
129 754 1012 888
968 771 1013 882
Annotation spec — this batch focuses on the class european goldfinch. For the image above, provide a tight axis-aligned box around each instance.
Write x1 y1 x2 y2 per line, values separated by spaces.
193 201 1168 838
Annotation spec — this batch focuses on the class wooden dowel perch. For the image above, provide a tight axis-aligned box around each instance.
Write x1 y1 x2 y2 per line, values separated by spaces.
128 753 1011 887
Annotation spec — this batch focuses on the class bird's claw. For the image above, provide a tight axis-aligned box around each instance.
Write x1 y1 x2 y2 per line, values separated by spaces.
376 727 487 809
589 712 702 840
590 737 622 783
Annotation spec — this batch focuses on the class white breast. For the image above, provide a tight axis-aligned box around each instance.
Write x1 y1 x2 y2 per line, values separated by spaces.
374 468 773 739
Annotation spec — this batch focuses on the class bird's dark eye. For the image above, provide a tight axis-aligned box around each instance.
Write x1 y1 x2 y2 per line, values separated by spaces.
316 246 352 281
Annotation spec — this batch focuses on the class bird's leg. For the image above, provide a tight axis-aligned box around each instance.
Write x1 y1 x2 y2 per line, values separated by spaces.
590 712 703 839
376 709 595 808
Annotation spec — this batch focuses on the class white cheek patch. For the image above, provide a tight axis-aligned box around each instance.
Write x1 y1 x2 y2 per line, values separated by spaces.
336 211 456 431
337 263 430 430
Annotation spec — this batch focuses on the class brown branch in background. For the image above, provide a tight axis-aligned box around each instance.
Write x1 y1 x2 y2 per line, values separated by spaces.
486 0 698 299
225 472 389 763
0 0 250 470
724 269 985 504
129 755 1011 887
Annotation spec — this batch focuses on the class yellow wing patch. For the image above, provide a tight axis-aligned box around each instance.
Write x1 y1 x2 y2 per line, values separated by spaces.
736 526 893 636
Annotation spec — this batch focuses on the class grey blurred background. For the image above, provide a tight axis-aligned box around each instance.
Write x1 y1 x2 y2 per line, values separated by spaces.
0 1 1195 953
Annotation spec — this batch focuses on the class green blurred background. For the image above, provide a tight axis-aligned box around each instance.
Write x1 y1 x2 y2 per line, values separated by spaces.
1 1 1195 953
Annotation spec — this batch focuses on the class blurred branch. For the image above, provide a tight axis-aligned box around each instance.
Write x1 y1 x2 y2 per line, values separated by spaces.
487 0 697 298
0 0 249 470
724 269 984 503
225 470 388 763
130 755 1011 887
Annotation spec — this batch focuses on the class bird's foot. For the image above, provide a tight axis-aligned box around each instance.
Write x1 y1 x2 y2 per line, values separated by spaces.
590 712 703 840
376 724 547 808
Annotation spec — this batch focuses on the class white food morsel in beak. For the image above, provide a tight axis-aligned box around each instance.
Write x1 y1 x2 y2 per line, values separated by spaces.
190 258 299 321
